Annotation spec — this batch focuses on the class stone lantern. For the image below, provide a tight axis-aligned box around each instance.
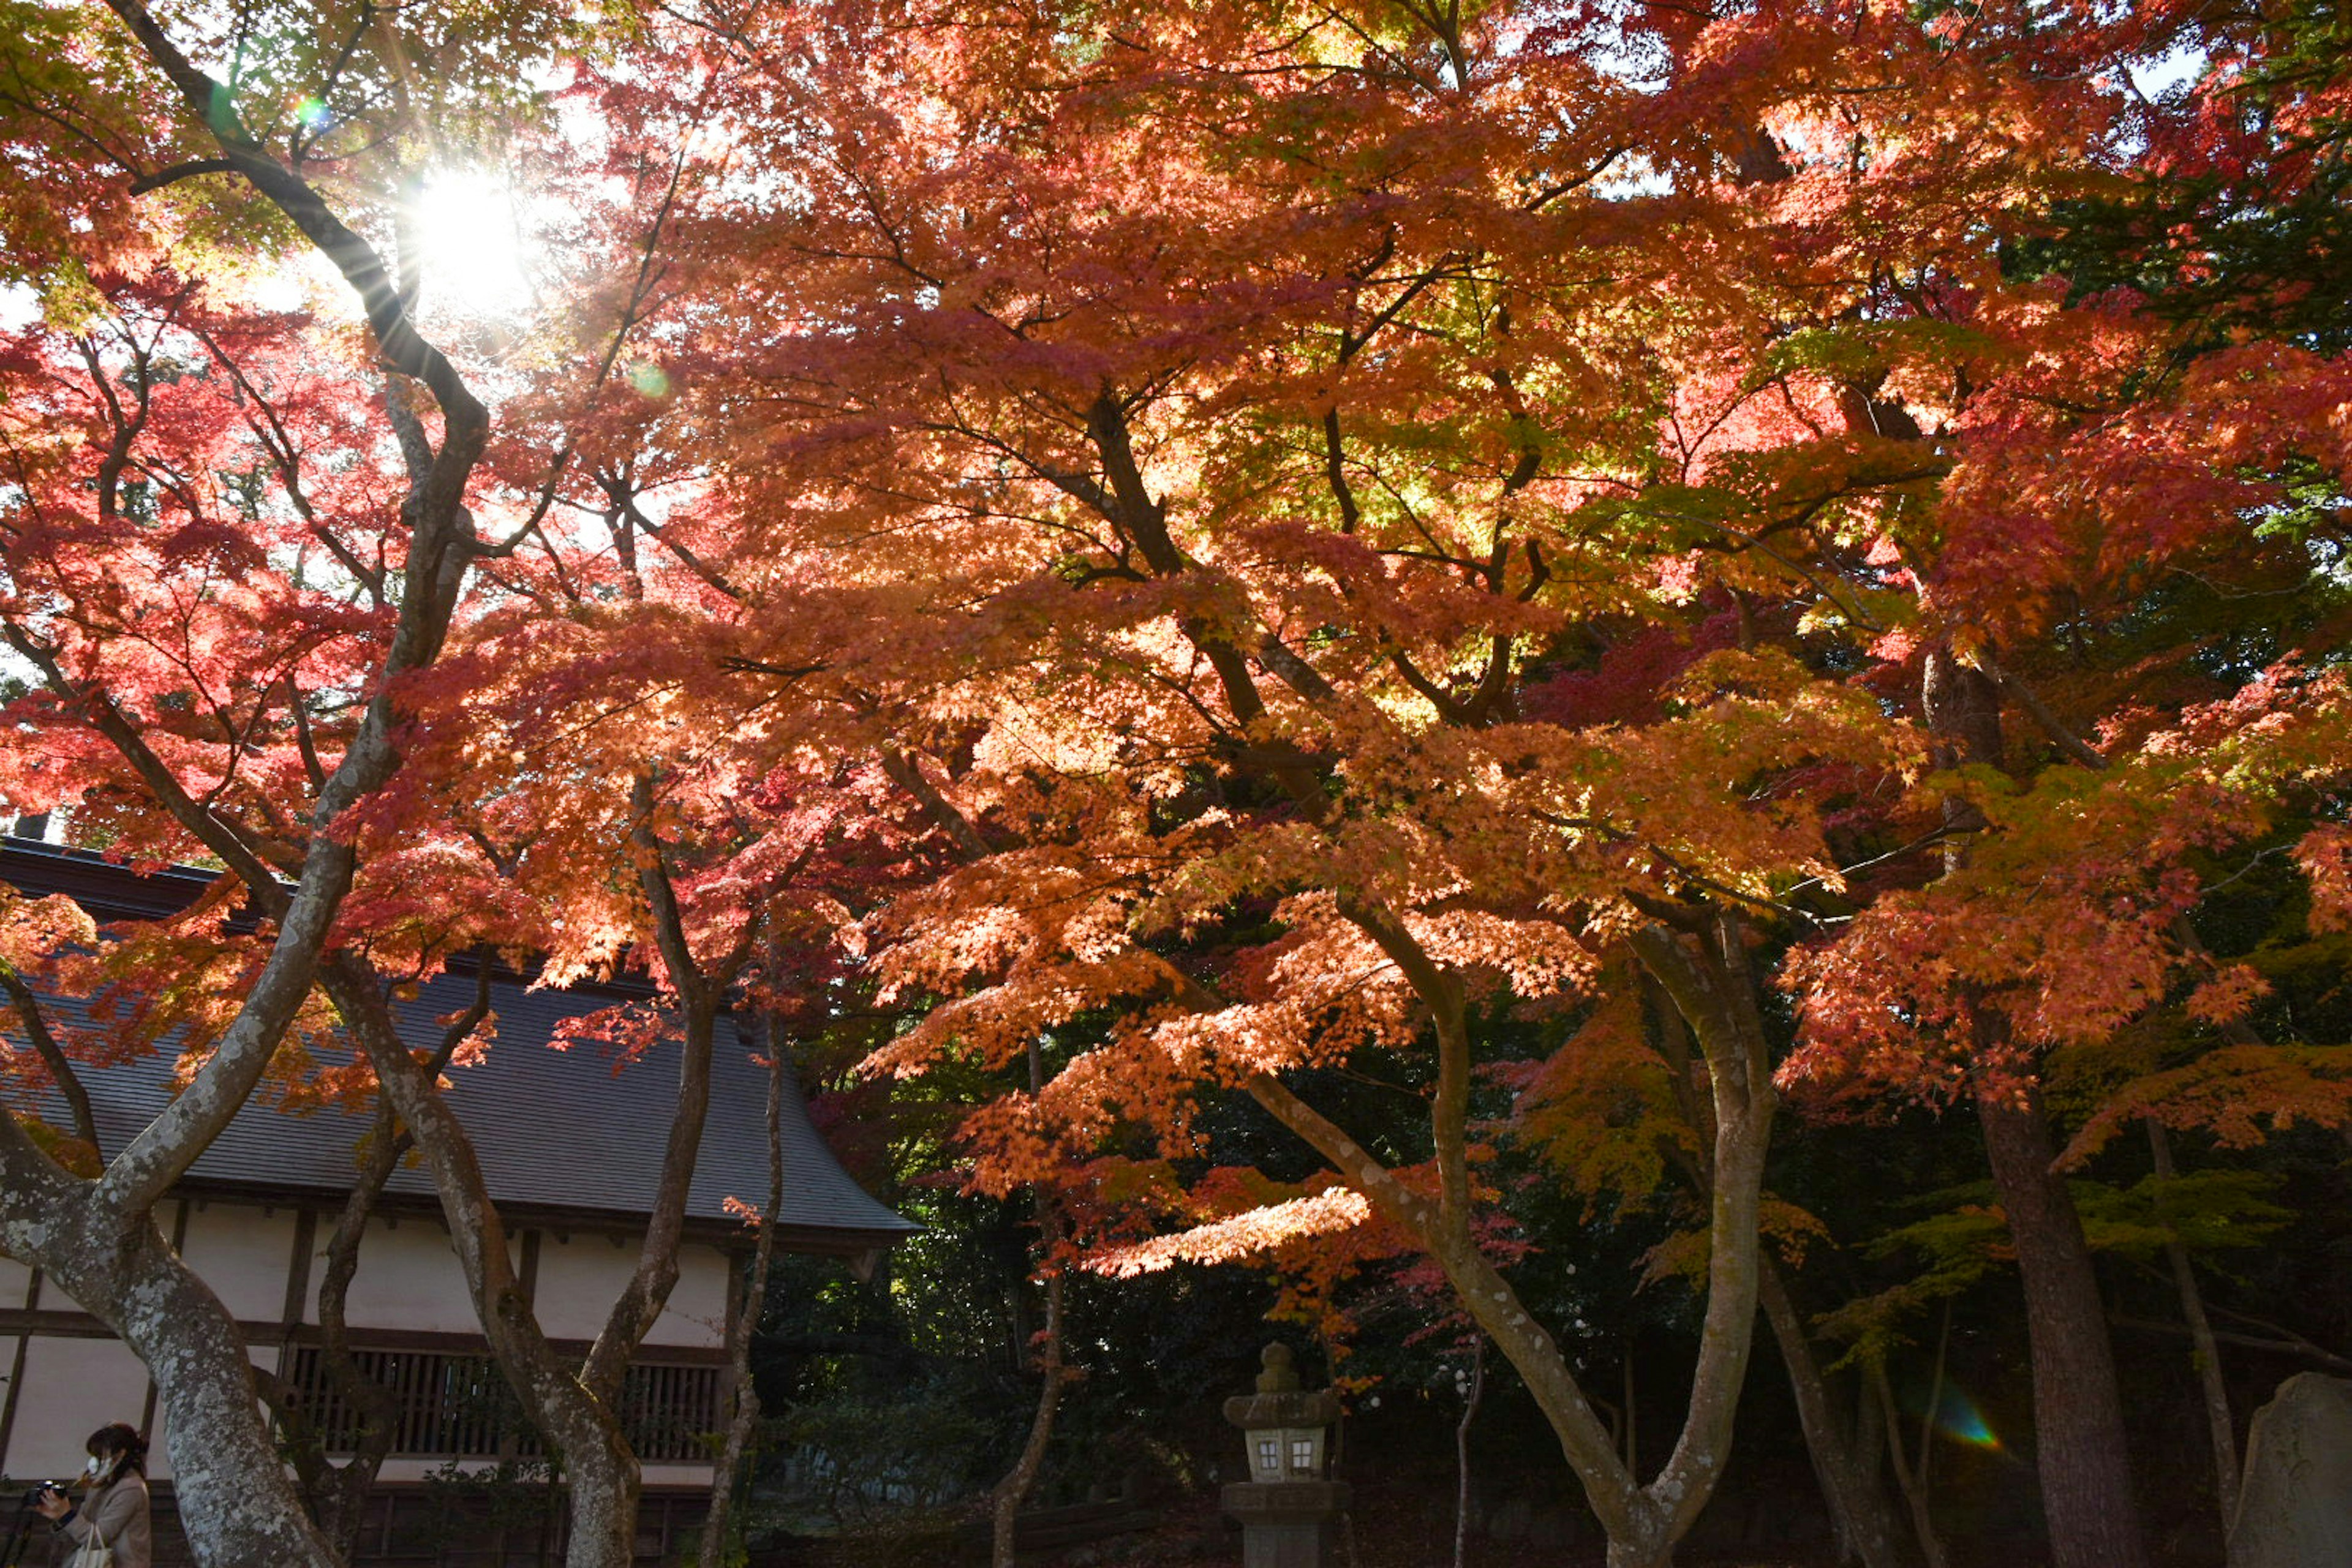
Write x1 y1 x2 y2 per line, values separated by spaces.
1221 1343 1349 1568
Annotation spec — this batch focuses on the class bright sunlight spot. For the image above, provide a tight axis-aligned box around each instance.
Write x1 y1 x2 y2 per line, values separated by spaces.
410 168 536 324
0 280 37 331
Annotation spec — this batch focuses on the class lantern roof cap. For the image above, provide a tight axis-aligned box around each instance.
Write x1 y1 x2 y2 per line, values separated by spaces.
1224 1343 1340 1429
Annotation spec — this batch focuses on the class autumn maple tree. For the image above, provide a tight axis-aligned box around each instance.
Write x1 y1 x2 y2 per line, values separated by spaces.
0 6 772 1566
624 3 1975 1564
1738 14 2352 1563
0 1 503 1559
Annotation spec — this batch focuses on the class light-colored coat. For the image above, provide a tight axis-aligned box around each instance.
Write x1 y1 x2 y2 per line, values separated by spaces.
55 1472 151 1568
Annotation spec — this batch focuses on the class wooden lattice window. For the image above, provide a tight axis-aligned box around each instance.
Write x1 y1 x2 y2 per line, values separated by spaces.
615 1360 727 1462
281 1346 723 1461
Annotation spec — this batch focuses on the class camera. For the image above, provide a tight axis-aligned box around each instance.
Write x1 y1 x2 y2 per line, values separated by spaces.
17 1483 63 1510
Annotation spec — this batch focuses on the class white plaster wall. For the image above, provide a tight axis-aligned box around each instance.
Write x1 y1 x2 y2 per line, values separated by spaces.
329 1216 484 1335
527 1236 728 1349
533 1241 724 1354
4 1338 150 1481
527 1231 632 1341
649 1244 729 1350
175 1201 297 1322
374 1458 469 1483
642 1461 712 1488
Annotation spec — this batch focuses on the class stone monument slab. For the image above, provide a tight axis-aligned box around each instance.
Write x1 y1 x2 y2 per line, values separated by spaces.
2229 1373 2352 1568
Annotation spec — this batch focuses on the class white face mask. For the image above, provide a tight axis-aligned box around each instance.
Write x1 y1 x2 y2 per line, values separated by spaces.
83 1457 104 1479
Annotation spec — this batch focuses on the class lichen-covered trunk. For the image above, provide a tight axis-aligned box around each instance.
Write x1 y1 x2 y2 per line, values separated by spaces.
1605 1537 1677 1568
0 1110 337 1567
557 1440 643 1568
311 1466 376 1564
1977 1087 2148 1568
59 1226 342 1567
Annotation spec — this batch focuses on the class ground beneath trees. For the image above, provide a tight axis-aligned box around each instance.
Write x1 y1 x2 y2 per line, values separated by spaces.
767 1486 1860 1568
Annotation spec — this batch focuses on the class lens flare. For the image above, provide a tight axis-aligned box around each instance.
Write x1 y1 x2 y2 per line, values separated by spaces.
1929 1386 2000 1450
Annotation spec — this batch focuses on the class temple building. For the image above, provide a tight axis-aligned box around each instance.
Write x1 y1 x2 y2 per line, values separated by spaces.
0 831 916 1564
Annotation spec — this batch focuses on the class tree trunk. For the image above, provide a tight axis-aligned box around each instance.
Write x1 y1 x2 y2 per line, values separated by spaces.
0 11 495 1563
1453 1336 1484 1568
1866 1361 1948 1568
1603 1533 1676 1568
2146 1118 2239 1531
989 1268 1068 1568
1924 647 2147 1568
321 956 646 1568
301 1128 423 1556
28 1216 344 1567
700 1017 791 1568
1915 1301 1950 1505
276 967 497 1557
1757 1259 1912 1568
0 1003 344 1568
1978 1087 2148 1568
317 775 760 1568
1246 910 1774 1568
992 1039 1072 1568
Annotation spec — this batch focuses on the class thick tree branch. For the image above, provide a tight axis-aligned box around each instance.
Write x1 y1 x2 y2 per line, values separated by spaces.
0 965 101 1158
880 747 989 859
1242 1071 1433 1237
317 952 597 1439
1624 916 1776 1529
587 793 823 1409
126 157 235 193
1982 657 2109 772
583 781 742 1401
698 1011 790 1568
609 485 743 600
0 1079 90 1251
1322 408 1363 533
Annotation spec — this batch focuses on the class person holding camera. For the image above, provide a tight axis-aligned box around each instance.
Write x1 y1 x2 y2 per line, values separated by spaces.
31 1424 150 1568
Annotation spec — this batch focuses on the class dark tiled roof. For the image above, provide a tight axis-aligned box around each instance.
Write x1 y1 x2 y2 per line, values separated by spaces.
2 839 917 1252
